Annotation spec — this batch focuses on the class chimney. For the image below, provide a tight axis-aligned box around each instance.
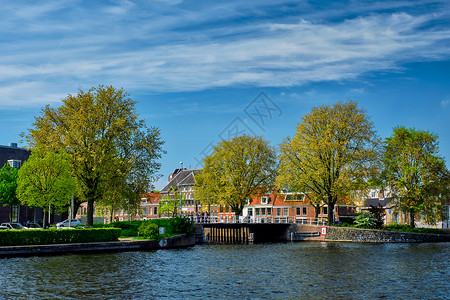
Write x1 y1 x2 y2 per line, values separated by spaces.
9 143 17 148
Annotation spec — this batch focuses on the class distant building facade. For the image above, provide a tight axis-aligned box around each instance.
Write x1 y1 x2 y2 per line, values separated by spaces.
0 143 67 225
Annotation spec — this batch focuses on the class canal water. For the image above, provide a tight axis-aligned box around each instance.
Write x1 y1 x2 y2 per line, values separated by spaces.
1 242 449 299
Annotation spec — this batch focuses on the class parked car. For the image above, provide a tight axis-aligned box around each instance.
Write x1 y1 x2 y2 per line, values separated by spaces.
25 222 43 229
0 222 27 230
56 219 81 228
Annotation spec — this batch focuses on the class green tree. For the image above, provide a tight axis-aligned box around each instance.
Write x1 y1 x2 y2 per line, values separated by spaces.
16 147 77 226
0 163 19 221
277 101 381 226
195 135 277 218
159 186 184 217
23 85 165 226
383 126 450 227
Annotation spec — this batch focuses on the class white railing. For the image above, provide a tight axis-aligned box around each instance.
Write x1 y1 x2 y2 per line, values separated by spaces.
190 215 329 225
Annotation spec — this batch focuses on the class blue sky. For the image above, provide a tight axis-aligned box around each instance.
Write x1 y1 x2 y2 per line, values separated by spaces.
1 0 449 189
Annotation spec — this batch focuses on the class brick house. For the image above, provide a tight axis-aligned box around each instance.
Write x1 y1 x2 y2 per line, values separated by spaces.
241 191 355 224
160 168 216 218
216 190 357 224
76 192 162 223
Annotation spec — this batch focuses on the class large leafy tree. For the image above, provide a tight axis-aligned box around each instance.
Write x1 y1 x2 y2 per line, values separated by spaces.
195 135 277 217
383 126 450 227
0 163 19 221
17 147 77 225
23 85 165 225
277 101 381 225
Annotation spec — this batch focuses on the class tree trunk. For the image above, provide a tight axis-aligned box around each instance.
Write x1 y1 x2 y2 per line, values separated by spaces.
314 206 320 222
72 200 81 219
328 203 335 226
86 198 94 226
43 210 47 229
409 209 415 228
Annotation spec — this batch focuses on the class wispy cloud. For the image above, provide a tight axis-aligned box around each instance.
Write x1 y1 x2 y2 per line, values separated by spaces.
1 1 449 107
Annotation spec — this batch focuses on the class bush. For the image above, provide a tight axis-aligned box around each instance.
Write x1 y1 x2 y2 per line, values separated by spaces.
382 223 445 234
354 212 377 229
138 222 159 240
0 228 121 246
101 217 195 238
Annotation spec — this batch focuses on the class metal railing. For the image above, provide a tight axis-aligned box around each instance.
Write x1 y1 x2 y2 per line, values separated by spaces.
190 215 329 225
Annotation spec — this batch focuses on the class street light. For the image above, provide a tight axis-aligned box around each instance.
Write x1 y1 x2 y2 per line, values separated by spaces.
180 161 183 216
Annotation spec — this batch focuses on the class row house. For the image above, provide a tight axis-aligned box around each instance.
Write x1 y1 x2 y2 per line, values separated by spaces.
239 190 357 224
361 188 450 228
160 168 217 217
76 192 162 223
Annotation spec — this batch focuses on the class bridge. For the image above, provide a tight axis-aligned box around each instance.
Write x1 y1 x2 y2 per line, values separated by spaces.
200 223 294 244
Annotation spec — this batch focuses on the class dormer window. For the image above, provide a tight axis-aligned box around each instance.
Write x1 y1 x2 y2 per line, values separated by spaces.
7 159 22 169
261 196 269 205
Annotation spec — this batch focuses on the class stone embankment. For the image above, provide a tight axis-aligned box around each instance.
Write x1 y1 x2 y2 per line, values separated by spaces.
0 234 195 258
292 224 450 243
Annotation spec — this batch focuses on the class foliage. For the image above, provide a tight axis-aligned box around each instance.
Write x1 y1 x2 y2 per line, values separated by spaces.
195 135 277 216
159 186 184 217
369 204 385 229
94 217 195 238
0 163 19 208
277 100 381 225
382 223 446 234
0 228 120 246
138 222 159 239
354 212 377 228
16 147 77 221
383 126 450 227
23 85 165 226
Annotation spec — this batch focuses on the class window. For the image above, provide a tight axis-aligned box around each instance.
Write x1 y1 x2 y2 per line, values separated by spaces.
303 207 307 215
261 208 266 216
7 159 22 169
267 209 271 216
371 191 377 198
296 207 301 215
296 218 307 224
256 208 260 216
276 208 281 216
143 207 147 215
261 196 269 204
322 207 328 215
247 208 253 216
285 193 305 201
283 208 289 216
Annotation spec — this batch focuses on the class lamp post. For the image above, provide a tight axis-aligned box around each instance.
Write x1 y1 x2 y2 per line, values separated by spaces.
180 161 183 216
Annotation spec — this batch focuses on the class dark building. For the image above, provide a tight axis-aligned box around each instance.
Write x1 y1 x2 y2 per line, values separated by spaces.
0 143 66 225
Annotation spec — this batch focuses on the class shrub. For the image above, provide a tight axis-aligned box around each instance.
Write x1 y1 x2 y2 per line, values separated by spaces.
0 228 121 246
354 212 377 229
138 222 159 240
171 217 195 237
382 223 445 234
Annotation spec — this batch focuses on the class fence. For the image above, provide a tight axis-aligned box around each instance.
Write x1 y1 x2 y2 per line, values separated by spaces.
190 215 328 225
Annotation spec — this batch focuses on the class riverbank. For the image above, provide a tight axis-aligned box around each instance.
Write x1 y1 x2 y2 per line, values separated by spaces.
0 234 195 258
294 224 450 243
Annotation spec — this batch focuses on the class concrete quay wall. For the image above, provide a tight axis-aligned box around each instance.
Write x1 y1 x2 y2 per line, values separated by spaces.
0 234 195 258
293 224 450 242
324 226 450 243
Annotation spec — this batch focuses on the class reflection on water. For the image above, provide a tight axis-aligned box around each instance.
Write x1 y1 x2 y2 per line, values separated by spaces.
1 242 449 299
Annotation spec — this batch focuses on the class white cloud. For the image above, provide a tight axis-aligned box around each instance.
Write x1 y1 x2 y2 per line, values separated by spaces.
441 99 450 107
0 1 449 107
